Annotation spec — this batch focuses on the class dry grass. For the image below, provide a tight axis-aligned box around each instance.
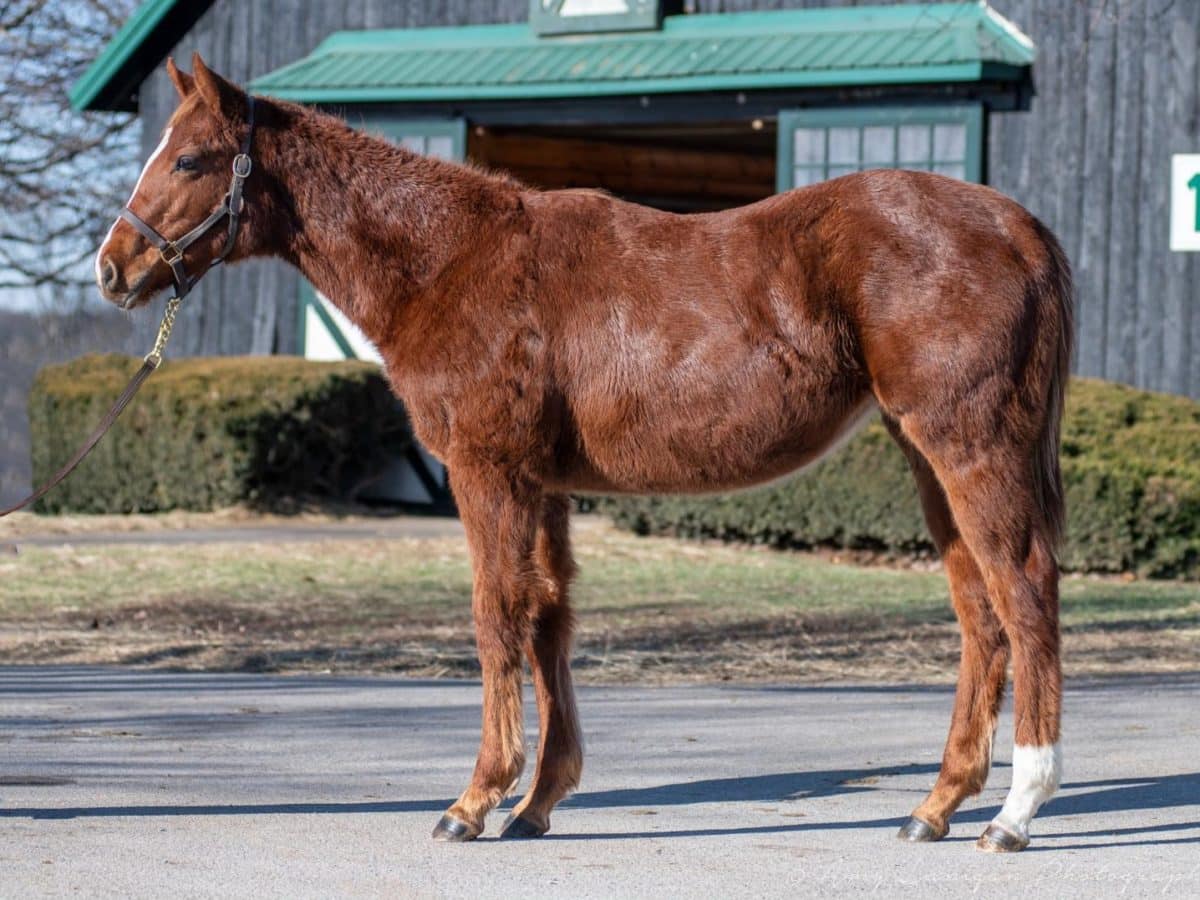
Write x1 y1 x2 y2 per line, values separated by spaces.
0 506 363 538
1 513 1197 683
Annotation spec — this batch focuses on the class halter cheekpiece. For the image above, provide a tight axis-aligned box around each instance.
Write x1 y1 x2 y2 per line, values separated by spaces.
119 96 256 300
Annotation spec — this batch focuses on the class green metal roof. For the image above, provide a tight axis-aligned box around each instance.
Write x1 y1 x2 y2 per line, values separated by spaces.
251 3 1034 104
70 0 215 112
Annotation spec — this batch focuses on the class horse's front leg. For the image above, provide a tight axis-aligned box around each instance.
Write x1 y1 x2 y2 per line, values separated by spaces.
432 462 541 842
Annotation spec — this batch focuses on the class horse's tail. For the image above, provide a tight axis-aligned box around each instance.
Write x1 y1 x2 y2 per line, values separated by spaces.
1030 218 1075 549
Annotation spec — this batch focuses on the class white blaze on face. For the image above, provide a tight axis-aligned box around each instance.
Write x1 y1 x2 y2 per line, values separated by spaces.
992 742 1061 840
95 127 173 284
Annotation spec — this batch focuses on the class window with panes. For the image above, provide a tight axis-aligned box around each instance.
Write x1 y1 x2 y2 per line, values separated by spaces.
776 105 984 191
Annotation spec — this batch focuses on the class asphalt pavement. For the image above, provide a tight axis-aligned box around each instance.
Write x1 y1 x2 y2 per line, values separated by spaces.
1 667 1197 898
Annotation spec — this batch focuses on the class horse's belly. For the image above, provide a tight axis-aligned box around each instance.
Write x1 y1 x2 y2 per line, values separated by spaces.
551 390 875 496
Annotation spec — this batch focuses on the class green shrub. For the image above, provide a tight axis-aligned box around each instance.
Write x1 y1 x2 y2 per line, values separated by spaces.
597 379 1200 580
29 354 414 513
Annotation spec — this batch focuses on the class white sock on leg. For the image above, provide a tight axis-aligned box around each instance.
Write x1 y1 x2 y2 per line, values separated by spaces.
992 742 1062 841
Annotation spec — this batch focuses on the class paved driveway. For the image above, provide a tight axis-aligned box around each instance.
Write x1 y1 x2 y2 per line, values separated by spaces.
1 668 1197 898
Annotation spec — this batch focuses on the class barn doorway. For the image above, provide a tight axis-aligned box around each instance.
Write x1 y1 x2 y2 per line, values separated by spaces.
467 121 777 213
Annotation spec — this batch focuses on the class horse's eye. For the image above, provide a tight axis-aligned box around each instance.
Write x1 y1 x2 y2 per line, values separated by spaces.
174 155 197 172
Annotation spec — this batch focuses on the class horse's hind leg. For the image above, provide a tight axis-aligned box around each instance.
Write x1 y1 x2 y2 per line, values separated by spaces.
966 520 1061 853
885 420 1010 843
500 494 584 839
901 425 1063 852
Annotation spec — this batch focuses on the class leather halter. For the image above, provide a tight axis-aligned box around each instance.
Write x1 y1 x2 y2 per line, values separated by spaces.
0 98 258 521
119 96 256 300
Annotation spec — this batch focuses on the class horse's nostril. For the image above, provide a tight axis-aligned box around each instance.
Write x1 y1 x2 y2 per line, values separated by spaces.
101 259 120 293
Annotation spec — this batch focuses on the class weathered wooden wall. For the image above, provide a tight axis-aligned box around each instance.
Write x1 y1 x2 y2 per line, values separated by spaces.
983 0 1198 399
131 0 1200 399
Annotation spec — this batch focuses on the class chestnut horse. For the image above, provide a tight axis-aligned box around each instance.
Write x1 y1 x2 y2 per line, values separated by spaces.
96 55 1073 853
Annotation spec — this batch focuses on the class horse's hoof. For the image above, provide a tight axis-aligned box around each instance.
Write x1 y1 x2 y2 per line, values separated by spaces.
975 823 1029 853
432 813 479 843
499 813 548 839
897 816 946 843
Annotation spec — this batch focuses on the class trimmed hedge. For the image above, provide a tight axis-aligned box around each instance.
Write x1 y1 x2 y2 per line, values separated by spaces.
29 354 414 513
27 359 1200 578
597 379 1200 580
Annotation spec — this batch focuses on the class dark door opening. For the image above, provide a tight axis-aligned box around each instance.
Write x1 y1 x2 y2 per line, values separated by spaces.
467 121 777 213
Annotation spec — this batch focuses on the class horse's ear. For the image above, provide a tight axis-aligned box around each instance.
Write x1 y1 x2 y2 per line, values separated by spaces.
192 52 246 122
166 57 194 99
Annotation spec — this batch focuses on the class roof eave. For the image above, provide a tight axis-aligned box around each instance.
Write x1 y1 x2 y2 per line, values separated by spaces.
255 63 1009 104
75 2 1036 113
70 0 215 112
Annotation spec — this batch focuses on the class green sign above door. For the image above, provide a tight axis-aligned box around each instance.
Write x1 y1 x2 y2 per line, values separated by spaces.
529 0 663 36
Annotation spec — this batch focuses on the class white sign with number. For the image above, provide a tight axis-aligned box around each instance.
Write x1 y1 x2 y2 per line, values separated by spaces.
1170 154 1200 252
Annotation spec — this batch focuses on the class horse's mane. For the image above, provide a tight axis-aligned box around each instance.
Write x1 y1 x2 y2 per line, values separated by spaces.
271 96 529 196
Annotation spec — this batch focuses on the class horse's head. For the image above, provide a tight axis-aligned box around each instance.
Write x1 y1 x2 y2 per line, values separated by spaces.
96 53 255 309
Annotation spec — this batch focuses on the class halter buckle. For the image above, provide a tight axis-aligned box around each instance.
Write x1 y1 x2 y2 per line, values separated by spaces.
232 154 252 178
159 242 184 266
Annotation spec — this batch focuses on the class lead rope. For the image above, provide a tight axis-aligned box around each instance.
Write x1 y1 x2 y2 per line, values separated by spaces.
0 295 183 520
1 99 256 522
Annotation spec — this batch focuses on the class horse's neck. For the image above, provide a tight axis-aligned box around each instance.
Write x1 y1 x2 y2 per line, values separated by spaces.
263 111 520 352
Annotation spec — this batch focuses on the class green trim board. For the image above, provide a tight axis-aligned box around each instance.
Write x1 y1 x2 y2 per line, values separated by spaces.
403 445 450 503
70 0 214 112
299 280 357 360
776 104 985 191
251 5 1034 104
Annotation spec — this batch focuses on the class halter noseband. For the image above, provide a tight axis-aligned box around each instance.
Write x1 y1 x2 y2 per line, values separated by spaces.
119 96 256 300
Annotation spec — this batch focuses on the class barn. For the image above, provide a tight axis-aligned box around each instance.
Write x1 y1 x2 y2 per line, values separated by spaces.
68 0 1199 504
